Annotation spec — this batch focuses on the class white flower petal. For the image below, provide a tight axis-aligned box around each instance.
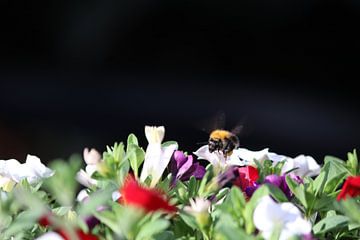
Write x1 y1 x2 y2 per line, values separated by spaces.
25 155 54 183
281 154 320 177
145 126 165 144
193 145 226 168
35 232 64 240
285 216 312 236
83 148 102 165
267 152 288 163
150 143 178 187
140 126 178 186
187 197 211 213
85 165 98 176
0 156 54 185
253 196 278 232
140 143 162 182
76 169 98 187
232 148 269 165
253 195 311 240
303 155 321 177
76 189 89 202
112 190 121 201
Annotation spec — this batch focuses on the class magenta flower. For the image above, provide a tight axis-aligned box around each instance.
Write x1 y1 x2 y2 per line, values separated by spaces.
169 151 205 186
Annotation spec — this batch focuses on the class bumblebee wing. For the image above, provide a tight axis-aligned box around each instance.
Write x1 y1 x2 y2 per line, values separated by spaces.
194 110 226 133
231 124 243 136
213 110 226 130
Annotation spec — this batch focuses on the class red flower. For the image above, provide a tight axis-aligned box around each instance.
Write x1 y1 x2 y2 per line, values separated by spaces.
120 175 177 213
233 165 259 192
337 176 360 201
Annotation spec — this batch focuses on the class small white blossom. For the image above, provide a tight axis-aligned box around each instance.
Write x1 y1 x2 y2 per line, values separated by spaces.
184 197 211 214
112 190 121 201
140 126 178 187
76 189 89 202
0 155 54 191
253 195 311 240
83 148 102 165
76 148 102 187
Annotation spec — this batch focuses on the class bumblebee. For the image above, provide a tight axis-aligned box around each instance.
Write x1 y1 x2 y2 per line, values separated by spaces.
208 129 240 156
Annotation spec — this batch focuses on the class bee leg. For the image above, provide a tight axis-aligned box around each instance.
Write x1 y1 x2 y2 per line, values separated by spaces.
223 141 235 156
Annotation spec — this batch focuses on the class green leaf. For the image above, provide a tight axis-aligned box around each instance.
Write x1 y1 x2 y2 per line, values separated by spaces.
76 187 114 217
43 155 82 206
313 215 349 235
286 175 308 208
215 213 258 240
179 211 198 230
127 133 139 147
93 210 122 235
2 210 40 238
52 206 72 216
187 176 197 198
346 149 358 176
336 198 360 224
135 219 170 240
162 141 178 148
127 144 145 179
314 157 349 195
153 231 175 240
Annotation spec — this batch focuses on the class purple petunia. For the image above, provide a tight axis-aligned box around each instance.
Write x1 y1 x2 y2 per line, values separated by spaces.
264 173 303 199
169 151 205 186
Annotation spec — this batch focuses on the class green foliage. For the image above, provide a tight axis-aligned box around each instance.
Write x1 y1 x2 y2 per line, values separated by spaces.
255 159 285 182
43 154 82 206
127 134 145 180
0 130 359 240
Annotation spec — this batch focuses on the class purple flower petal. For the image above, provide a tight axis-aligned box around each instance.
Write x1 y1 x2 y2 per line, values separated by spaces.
245 184 259 198
169 150 206 186
217 166 239 188
264 174 282 187
192 163 206 179
177 155 193 177
174 151 188 168
181 162 205 181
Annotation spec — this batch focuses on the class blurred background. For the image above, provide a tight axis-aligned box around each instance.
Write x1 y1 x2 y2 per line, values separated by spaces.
0 0 359 163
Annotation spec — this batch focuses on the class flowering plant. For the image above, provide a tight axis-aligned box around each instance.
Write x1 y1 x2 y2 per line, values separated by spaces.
0 126 359 240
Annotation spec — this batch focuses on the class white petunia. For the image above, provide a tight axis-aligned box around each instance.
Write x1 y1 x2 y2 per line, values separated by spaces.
193 145 269 168
140 126 178 187
230 147 270 166
253 195 311 240
281 154 320 177
193 145 227 168
35 232 64 240
0 155 54 191
76 148 102 187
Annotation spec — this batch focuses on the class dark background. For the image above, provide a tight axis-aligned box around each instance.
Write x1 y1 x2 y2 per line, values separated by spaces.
0 0 359 163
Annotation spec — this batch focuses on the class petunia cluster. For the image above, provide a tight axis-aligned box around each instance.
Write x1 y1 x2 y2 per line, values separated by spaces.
0 125 359 240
